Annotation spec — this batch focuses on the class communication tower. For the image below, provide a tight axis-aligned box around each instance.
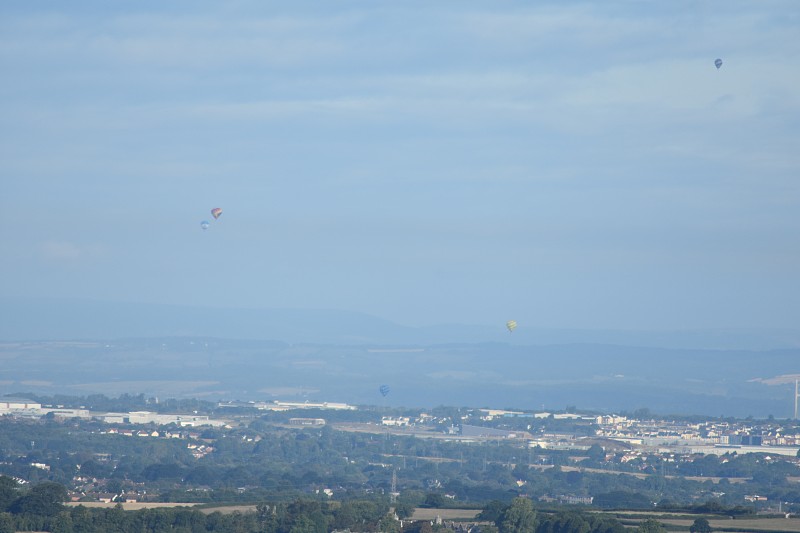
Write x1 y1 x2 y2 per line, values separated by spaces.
390 468 399 503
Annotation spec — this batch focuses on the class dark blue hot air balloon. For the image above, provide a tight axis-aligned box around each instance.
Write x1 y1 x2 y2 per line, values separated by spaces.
379 385 390 397
714 58 723 70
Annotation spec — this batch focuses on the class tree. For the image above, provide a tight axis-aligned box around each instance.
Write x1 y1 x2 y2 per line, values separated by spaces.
539 512 590 533
405 520 434 533
690 518 713 533
587 514 626 533
479 500 507 523
257 503 279 533
379 513 401 533
498 497 537 533
285 499 329 533
104 478 124 496
423 493 446 508
141 462 184 481
594 491 652 510
637 519 666 533
0 477 18 513
10 482 67 517
50 510 74 533
586 444 605 462
289 514 318 533
68 505 94 532
394 501 415 519
0 513 13 533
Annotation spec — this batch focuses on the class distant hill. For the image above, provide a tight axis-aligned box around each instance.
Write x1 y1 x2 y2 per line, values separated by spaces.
1 298 799 418
2 297 800 350
0 338 798 419
0 297 412 344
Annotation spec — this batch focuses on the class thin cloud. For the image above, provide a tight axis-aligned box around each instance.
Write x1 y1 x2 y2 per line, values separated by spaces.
40 241 83 261
1 2 797 330
0 10 358 69
39 241 104 262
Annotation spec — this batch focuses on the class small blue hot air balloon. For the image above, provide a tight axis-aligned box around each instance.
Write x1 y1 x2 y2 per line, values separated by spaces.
379 385 390 397
714 58 723 70
201 220 210 230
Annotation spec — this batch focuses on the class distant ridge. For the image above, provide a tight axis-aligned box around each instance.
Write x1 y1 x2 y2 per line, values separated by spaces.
1 297 799 350
0 333 798 417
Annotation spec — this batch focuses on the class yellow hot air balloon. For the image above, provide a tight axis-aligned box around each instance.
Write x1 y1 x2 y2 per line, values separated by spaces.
506 320 517 333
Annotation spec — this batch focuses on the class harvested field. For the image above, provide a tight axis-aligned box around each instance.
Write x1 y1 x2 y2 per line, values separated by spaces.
559 466 749 484
660 518 800 532
67 502 199 510
66 502 481 520
411 509 481 521
612 514 800 533
198 506 484 519
199 505 258 515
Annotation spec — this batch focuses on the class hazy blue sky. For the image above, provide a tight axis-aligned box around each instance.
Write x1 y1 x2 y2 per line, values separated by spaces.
1 1 798 330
